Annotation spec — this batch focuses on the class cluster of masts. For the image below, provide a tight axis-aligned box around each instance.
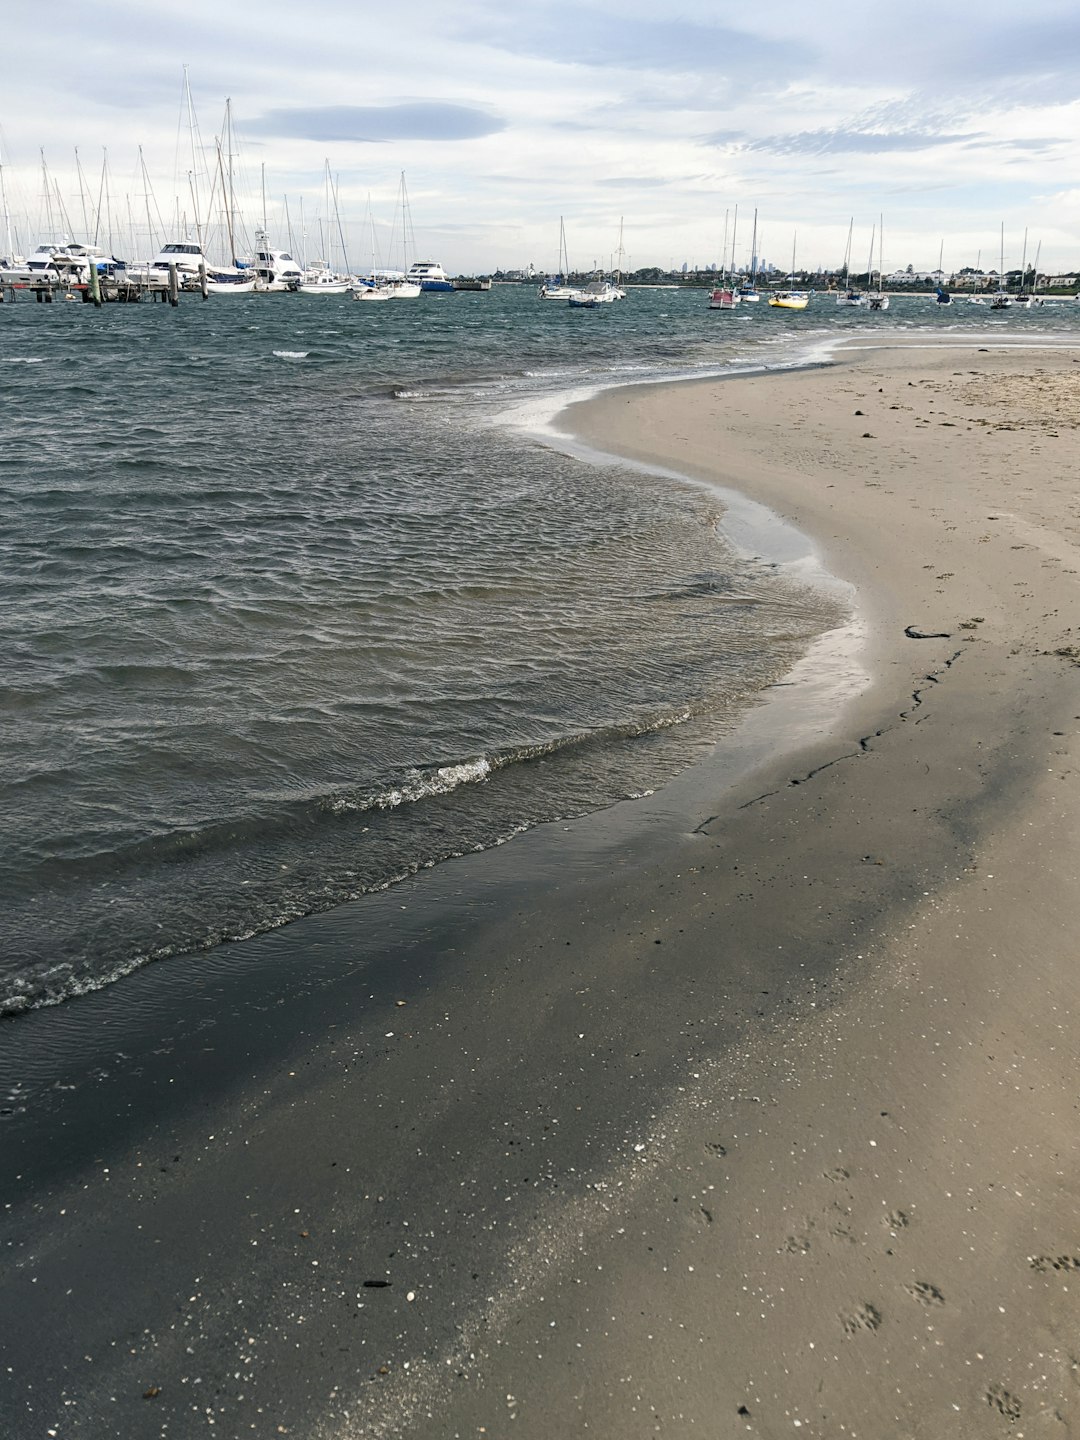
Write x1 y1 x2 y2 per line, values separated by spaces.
0 73 455 299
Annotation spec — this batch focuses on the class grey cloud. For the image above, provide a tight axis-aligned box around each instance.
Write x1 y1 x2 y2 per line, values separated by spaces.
595 177 669 188
249 103 506 142
468 13 808 79
721 128 984 156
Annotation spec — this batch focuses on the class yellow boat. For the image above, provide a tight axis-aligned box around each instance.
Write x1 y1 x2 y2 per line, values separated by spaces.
768 290 810 310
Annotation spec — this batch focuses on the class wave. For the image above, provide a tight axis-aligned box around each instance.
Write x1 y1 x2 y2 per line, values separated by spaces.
273 350 310 360
2 698 703 1018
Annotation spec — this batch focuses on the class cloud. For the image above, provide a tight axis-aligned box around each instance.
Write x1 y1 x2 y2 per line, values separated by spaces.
729 127 984 156
594 176 669 188
467 11 808 80
249 103 506 143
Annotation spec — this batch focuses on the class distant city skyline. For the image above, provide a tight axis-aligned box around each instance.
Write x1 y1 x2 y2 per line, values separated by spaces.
3 0 1079 273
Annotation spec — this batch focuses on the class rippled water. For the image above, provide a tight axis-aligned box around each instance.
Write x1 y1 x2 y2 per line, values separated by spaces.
2 284 1076 1014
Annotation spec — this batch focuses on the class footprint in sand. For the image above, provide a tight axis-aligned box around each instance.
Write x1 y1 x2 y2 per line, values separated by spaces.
1029 1254 1080 1274
841 1302 882 1336
906 1281 945 1307
986 1383 1022 1421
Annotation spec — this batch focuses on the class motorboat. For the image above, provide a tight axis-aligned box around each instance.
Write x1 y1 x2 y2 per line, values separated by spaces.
150 241 210 276
369 268 421 299
250 233 303 292
539 278 578 300
298 264 351 296
352 279 393 302
570 273 625 305
406 260 454 293
204 272 257 296
7 240 125 285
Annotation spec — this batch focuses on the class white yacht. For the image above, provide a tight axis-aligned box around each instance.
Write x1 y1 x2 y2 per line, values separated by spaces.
406 260 454 293
354 268 421 299
250 234 303 292
298 264 351 296
568 273 625 306
7 241 123 284
150 241 210 275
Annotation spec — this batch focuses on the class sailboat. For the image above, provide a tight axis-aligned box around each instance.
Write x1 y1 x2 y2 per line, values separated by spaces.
353 199 393 300
989 224 1011 309
836 218 864 305
934 238 951 304
568 219 626 306
380 173 422 297
1010 228 1034 308
299 162 352 294
709 205 740 309
865 215 889 310
251 167 302 292
539 217 579 299
738 209 760 300
203 101 257 294
768 231 809 309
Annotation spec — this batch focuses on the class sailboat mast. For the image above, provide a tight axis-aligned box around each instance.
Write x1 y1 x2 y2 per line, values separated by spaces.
331 169 351 276
730 203 739 279
95 149 108 248
750 208 758 283
226 98 237 266
0 142 15 261
139 147 157 259
41 150 55 237
181 67 205 250
999 222 1005 292
400 172 415 269
216 138 235 268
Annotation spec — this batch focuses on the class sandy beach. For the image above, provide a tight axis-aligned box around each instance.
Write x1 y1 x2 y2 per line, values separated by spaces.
3 337 1079 1439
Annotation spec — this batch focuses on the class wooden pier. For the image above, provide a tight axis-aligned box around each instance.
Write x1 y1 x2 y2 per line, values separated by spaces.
1 263 196 307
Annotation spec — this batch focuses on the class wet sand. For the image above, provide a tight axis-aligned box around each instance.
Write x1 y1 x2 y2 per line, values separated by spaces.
2 340 1079 1439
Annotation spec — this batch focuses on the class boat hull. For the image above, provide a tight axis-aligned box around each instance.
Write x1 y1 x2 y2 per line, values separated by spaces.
768 292 809 310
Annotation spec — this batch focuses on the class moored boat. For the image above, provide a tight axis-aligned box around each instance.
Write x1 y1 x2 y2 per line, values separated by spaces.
406 260 454 293
767 290 810 310
298 264 351 296
708 287 739 310
250 232 302 292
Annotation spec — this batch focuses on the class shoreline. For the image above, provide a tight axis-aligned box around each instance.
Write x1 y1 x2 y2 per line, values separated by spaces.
3 339 1079 1438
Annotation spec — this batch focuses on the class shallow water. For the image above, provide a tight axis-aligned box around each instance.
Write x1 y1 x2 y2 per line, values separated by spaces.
2 283 1076 1014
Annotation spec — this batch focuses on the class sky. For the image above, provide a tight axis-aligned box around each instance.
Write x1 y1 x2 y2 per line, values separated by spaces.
2 0 1080 275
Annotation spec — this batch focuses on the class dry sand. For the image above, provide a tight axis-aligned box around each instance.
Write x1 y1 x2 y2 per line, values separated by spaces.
3 341 1079 1440
463 339 1080 1440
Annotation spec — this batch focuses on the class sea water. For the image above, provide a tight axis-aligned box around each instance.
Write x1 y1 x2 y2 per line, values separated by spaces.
2 284 1076 1014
